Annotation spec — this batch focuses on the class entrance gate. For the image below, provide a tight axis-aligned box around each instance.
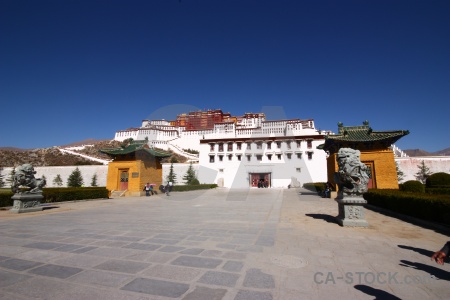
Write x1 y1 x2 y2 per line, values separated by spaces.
119 170 129 190
249 173 271 188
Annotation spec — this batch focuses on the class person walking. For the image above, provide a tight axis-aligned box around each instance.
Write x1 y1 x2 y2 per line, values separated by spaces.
144 182 152 197
165 181 173 196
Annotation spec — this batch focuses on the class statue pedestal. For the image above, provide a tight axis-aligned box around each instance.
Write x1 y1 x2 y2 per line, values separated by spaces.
10 194 44 214
335 196 368 227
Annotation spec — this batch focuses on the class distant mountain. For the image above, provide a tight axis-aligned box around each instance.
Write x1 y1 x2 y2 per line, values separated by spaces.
404 147 450 157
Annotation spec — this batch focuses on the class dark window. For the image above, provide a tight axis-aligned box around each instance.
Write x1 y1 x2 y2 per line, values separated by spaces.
237 155 242 161
228 154 233 161
297 153 302 159
267 142 272 149
246 155 251 161
210 144 215 151
307 140 312 149
247 142 252 150
276 141 281 149
227 143 233 151
296 140 301 148
257 142 262 149
210 156 215 163
256 155 262 161
219 155 223 161
286 153 292 159
307 152 313 159
237 142 242 150
267 154 272 160
277 154 282 160
218 143 224 152
286 141 291 149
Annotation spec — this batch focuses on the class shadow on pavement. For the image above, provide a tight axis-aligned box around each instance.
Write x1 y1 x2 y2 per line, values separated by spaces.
354 285 401 300
399 260 450 281
305 213 337 224
398 245 434 258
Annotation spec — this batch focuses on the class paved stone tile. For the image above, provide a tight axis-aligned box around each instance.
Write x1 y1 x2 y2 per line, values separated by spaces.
2 276 78 299
234 290 273 300
84 247 141 258
255 235 275 246
216 243 237 250
158 245 186 253
22 241 67 250
71 246 98 253
186 236 209 241
0 270 32 288
53 244 85 252
222 252 247 260
154 233 188 240
0 258 43 271
145 238 179 245
182 286 227 300
0 255 10 261
126 252 176 263
171 255 223 269
123 242 161 251
236 245 264 253
222 260 244 272
198 270 240 287
94 259 151 274
15 249 68 262
243 268 275 289
142 264 203 281
27 264 83 279
53 254 109 268
70 269 133 287
180 248 205 255
121 277 190 298
201 250 223 257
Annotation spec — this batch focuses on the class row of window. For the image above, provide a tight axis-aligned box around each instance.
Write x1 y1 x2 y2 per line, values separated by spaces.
210 140 313 152
209 152 313 163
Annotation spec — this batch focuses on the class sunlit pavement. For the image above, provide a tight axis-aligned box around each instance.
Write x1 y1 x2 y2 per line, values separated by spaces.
0 188 449 299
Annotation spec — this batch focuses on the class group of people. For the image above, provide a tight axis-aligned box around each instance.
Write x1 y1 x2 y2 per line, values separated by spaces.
144 181 173 196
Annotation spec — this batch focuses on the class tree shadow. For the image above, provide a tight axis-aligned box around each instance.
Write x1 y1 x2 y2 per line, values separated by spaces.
397 245 434 258
305 213 337 224
354 285 401 300
400 260 450 281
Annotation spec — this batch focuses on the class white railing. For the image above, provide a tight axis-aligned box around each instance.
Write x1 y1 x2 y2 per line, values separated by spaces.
391 144 408 158
58 148 111 165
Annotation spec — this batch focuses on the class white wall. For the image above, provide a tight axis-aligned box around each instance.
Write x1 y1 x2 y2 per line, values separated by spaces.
161 163 200 185
395 157 450 183
1 165 108 188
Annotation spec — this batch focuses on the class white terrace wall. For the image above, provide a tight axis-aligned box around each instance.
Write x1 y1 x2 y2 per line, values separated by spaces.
395 157 450 183
1 165 108 188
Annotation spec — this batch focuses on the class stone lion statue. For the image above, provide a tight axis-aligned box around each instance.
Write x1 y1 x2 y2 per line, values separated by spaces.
334 148 369 196
11 164 46 194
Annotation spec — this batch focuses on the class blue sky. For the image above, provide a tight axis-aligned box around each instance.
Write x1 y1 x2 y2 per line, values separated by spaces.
1 0 449 152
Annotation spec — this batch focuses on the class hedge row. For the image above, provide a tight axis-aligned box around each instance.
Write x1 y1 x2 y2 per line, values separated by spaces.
363 189 450 226
172 184 218 192
0 187 109 208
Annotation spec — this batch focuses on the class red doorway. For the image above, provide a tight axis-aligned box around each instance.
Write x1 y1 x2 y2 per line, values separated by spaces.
119 170 129 190
249 173 271 188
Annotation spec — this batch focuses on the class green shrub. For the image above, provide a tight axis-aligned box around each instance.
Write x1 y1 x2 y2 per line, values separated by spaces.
400 180 425 193
425 188 450 196
303 182 326 193
189 178 200 185
0 187 109 207
364 189 450 226
172 184 217 192
0 191 14 207
426 172 450 188
43 187 108 203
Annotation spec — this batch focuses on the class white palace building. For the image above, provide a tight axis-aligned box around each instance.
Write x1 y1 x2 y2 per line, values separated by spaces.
114 109 331 188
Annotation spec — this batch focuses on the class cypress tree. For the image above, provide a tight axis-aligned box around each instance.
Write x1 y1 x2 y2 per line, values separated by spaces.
67 167 84 187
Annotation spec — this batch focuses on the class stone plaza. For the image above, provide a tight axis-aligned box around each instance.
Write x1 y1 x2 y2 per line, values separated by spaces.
0 188 449 299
